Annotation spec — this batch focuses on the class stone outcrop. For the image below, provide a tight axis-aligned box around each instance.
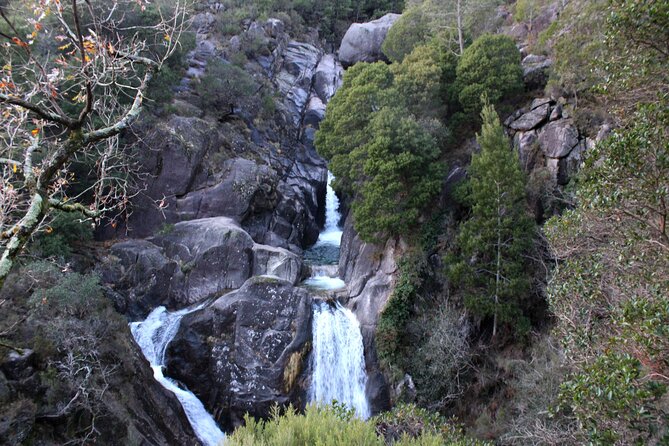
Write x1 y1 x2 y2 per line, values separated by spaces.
338 13 401 67
100 217 304 317
165 277 313 430
338 214 403 413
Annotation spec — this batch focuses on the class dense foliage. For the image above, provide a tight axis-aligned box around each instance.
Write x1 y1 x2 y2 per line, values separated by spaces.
227 403 487 445
546 104 669 444
454 34 523 115
315 46 448 241
446 103 534 337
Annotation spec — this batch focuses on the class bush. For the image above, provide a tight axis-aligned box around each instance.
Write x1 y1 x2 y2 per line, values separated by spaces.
382 7 430 63
454 34 523 115
31 211 93 259
227 404 383 445
197 59 258 116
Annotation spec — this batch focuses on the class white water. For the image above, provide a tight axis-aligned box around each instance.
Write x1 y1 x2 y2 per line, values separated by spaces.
303 265 346 290
315 172 343 247
130 306 226 446
309 301 370 418
304 172 370 418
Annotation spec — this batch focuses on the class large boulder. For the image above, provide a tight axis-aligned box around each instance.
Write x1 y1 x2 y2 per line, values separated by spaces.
165 277 313 430
338 13 400 67
101 217 305 316
538 118 580 158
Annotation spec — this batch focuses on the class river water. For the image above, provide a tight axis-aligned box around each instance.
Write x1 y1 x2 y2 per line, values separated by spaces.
304 172 371 418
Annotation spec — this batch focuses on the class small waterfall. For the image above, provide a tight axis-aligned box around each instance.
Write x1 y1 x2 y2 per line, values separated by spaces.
309 301 370 419
304 172 371 418
131 306 226 446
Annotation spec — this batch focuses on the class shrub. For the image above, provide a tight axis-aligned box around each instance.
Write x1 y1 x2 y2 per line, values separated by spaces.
227 404 383 445
31 211 93 259
382 7 430 63
454 34 523 115
197 59 257 116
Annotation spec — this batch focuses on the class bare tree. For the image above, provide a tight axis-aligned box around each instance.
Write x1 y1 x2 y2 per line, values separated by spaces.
0 0 188 288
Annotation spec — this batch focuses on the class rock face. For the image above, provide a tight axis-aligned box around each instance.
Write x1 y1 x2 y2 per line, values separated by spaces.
100 217 304 318
165 277 313 430
338 214 402 413
338 13 401 67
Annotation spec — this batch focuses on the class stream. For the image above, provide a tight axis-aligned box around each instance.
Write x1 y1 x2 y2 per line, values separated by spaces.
130 172 370 441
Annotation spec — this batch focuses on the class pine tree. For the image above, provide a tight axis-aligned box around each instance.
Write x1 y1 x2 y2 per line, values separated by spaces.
448 102 534 337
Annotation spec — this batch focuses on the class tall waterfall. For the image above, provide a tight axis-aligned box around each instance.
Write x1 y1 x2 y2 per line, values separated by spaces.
304 172 371 418
309 301 371 418
131 306 226 446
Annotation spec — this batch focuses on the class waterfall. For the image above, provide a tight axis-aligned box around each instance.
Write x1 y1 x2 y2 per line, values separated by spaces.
309 301 370 419
304 171 371 418
130 305 226 446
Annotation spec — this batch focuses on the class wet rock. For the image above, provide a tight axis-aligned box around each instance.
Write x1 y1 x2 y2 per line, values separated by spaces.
0 349 35 381
166 277 313 430
339 13 400 67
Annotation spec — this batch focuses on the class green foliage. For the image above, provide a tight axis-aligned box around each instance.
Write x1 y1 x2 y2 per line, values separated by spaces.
392 43 447 117
196 59 258 116
454 34 523 115
227 403 484 445
376 253 429 372
316 62 395 195
352 107 445 241
28 273 104 319
227 404 383 445
382 7 430 63
545 104 669 444
31 211 93 259
446 103 534 337
559 353 668 444
375 403 490 446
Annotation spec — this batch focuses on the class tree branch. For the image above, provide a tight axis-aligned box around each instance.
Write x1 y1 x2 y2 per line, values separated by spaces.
0 94 77 128
48 198 100 218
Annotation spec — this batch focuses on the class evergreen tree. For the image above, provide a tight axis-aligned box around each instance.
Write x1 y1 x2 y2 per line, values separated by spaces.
448 102 534 337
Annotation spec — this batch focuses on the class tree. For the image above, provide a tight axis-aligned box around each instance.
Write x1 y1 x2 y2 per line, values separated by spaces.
315 62 394 194
391 43 446 118
381 6 431 62
454 34 523 115
447 102 534 337
196 59 258 119
0 0 188 288
352 107 444 241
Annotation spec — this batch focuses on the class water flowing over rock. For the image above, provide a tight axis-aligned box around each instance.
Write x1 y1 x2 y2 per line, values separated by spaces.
338 13 401 67
165 277 313 430
309 302 370 419
131 305 226 446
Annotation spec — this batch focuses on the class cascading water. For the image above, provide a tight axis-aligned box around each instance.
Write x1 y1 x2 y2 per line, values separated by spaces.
131 305 226 446
309 301 371 418
304 172 371 418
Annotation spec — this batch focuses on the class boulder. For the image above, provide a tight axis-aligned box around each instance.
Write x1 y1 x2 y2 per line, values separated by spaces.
312 54 343 103
522 54 553 90
102 239 180 317
102 217 305 315
265 18 284 38
509 103 550 131
166 277 313 430
174 158 279 223
538 118 580 158
338 13 400 67
338 214 400 414
514 130 541 171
